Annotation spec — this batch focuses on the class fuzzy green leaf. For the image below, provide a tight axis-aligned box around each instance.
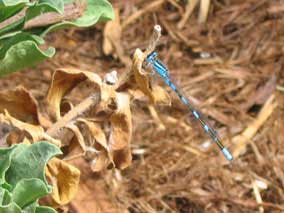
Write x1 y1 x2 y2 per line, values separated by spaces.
0 0 113 76
0 32 43 58
0 146 17 185
0 0 34 22
0 17 24 36
42 0 114 36
0 38 55 77
0 188 12 206
12 178 49 208
0 0 29 7
26 0 64 21
0 31 22 42
35 206 57 213
22 202 38 213
0 5 24 22
5 142 62 189
0 202 22 213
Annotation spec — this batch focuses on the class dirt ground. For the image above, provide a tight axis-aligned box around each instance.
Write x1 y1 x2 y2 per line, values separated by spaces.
1 0 284 212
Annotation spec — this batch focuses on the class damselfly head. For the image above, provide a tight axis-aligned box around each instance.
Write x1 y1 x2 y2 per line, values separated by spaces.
145 51 170 79
146 51 158 65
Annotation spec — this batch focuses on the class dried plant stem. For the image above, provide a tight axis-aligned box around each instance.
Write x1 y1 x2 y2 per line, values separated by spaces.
148 104 166 131
121 0 165 29
46 93 100 138
160 19 198 48
115 25 162 90
252 180 264 213
177 0 199 29
144 25 162 56
232 94 277 158
198 0 211 23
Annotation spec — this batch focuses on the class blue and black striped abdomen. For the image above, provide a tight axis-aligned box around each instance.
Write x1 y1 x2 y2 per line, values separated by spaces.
146 51 233 161
165 78 233 161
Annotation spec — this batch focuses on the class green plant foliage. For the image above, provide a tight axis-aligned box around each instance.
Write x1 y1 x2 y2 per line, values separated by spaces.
0 39 55 77
25 0 64 21
0 142 62 212
12 179 49 208
0 0 32 22
34 206 56 213
42 0 114 35
0 0 30 7
0 202 22 213
0 0 114 76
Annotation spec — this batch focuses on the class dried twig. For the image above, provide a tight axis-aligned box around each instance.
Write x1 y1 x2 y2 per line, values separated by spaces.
232 94 277 158
115 25 162 90
198 0 211 23
121 0 165 29
177 0 199 29
46 94 100 138
144 24 161 56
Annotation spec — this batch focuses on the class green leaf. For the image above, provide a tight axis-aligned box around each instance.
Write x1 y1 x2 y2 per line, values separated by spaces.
0 31 22 42
0 146 17 185
12 178 49 208
41 0 114 36
0 32 43 58
0 39 55 77
0 0 34 22
0 143 59 212
22 202 38 213
21 200 57 213
0 17 24 36
0 188 12 205
0 0 29 7
26 0 64 21
35 206 57 213
0 1 35 34
5 142 62 189
0 202 22 213
1 182 12 192
0 0 114 76
0 5 25 22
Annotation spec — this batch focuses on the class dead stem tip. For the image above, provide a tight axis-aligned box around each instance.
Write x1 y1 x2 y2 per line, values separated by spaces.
154 25 162 33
